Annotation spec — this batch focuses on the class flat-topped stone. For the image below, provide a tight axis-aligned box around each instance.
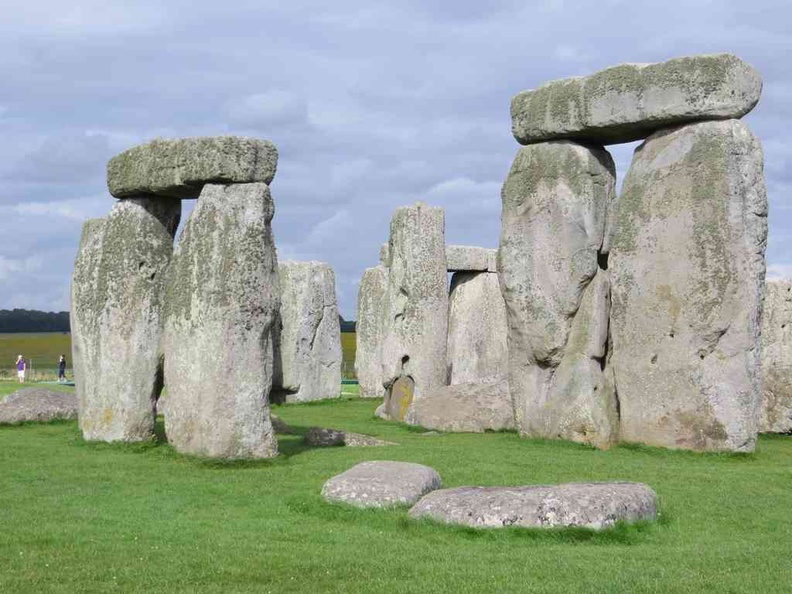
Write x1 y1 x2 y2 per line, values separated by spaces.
446 246 497 272
322 461 442 508
107 136 278 199
409 482 657 530
511 53 762 145
304 427 396 447
0 388 78 424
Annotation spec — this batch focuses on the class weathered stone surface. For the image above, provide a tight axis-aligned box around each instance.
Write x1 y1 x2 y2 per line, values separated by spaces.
322 461 442 507
445 246 497 272
500 141 618 448
355 265 388 398
304 427 396 447
512 53 762 145
0 389 78 424
71 199 180 442
409 482 657 530
272 261 342 403
271 415 294 435
447 272 508 384
761 280 792 433
610 120 767 452
163 183 279 458
406 380 514 433
379 242 391 267
108 136 278 199
380 203 448 419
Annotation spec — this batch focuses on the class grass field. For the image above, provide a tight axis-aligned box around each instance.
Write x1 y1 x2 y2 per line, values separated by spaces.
0 332 72 380
1 386 791 593
341 331 356 379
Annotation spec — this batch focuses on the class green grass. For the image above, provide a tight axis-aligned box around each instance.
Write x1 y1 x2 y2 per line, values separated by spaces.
0 332 71 379
1 392 791 593
341 332 356 379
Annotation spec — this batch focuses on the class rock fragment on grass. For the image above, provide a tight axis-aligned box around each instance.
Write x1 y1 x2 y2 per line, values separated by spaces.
304 427 395 447
322 461 442 507
0 389 78 424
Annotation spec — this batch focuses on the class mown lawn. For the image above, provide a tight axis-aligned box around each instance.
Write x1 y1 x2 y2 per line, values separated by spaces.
1 389 791 593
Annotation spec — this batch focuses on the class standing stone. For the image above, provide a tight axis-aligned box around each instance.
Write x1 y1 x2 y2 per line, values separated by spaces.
273 261 342 403
500 141 618 448
163 183 279 458
511 53 762 145
71 199 180 442
406 380 514 433
380 203 448 419
760 280 792 433
355 265 389 398
447 272 508 385
610 120 768 452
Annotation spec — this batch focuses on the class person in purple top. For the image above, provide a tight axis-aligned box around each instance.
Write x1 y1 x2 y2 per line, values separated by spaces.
15 355 26 383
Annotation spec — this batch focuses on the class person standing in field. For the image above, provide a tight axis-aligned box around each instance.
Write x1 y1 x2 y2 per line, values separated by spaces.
16 355 26 383
58 355 67 383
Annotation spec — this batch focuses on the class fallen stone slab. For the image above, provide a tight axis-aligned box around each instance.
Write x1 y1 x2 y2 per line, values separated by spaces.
107 136 278 199
446 246 497 272
511 53 762 145
271 415 295 435
0 389 78 424
322 461 442 507
304 427 396 447
406 380 514 433
409 482 657 530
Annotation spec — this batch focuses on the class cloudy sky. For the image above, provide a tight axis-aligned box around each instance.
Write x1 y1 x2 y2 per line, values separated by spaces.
0 0 789 318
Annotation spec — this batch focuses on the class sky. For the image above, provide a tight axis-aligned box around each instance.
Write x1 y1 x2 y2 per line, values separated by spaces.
0 0 789 319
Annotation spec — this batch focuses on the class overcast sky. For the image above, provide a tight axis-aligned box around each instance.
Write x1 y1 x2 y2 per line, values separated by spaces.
0 0 789 318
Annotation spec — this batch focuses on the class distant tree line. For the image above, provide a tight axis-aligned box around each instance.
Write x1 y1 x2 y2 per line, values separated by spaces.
339 315 356 333
0 309 355 334
0 309 70 333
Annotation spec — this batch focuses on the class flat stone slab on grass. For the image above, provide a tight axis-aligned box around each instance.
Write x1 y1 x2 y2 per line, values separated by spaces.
511 53 761 145
0 388 78 424
322 461 442 508
406 380 514 433
107 136 278 199
305 427 395 447
409 482 657 530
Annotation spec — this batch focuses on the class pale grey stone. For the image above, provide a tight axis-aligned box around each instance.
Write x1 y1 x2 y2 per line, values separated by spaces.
760 280 792 433
406 380 514 433
512 53 762 145
445 246 496 272
379 242 391 267
163 183 279 459
322 461 442 507
380 203 448 420
500 141 618 448
610 120 767 452
272 261 342 403
71 198 180 442
447 272 508 385
409 482 657 530
355 265 388 398
108 136 278 199
304 427 396 447
0 389 78 424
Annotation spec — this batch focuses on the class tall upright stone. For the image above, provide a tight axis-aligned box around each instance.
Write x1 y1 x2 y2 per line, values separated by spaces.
447 272 508 385
609 120 767 452
499 141 618 448
71 199 180 441
273 261 342 403
760 280 792 433
380 202 447 419
355 265 389 398
163 182 279 458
